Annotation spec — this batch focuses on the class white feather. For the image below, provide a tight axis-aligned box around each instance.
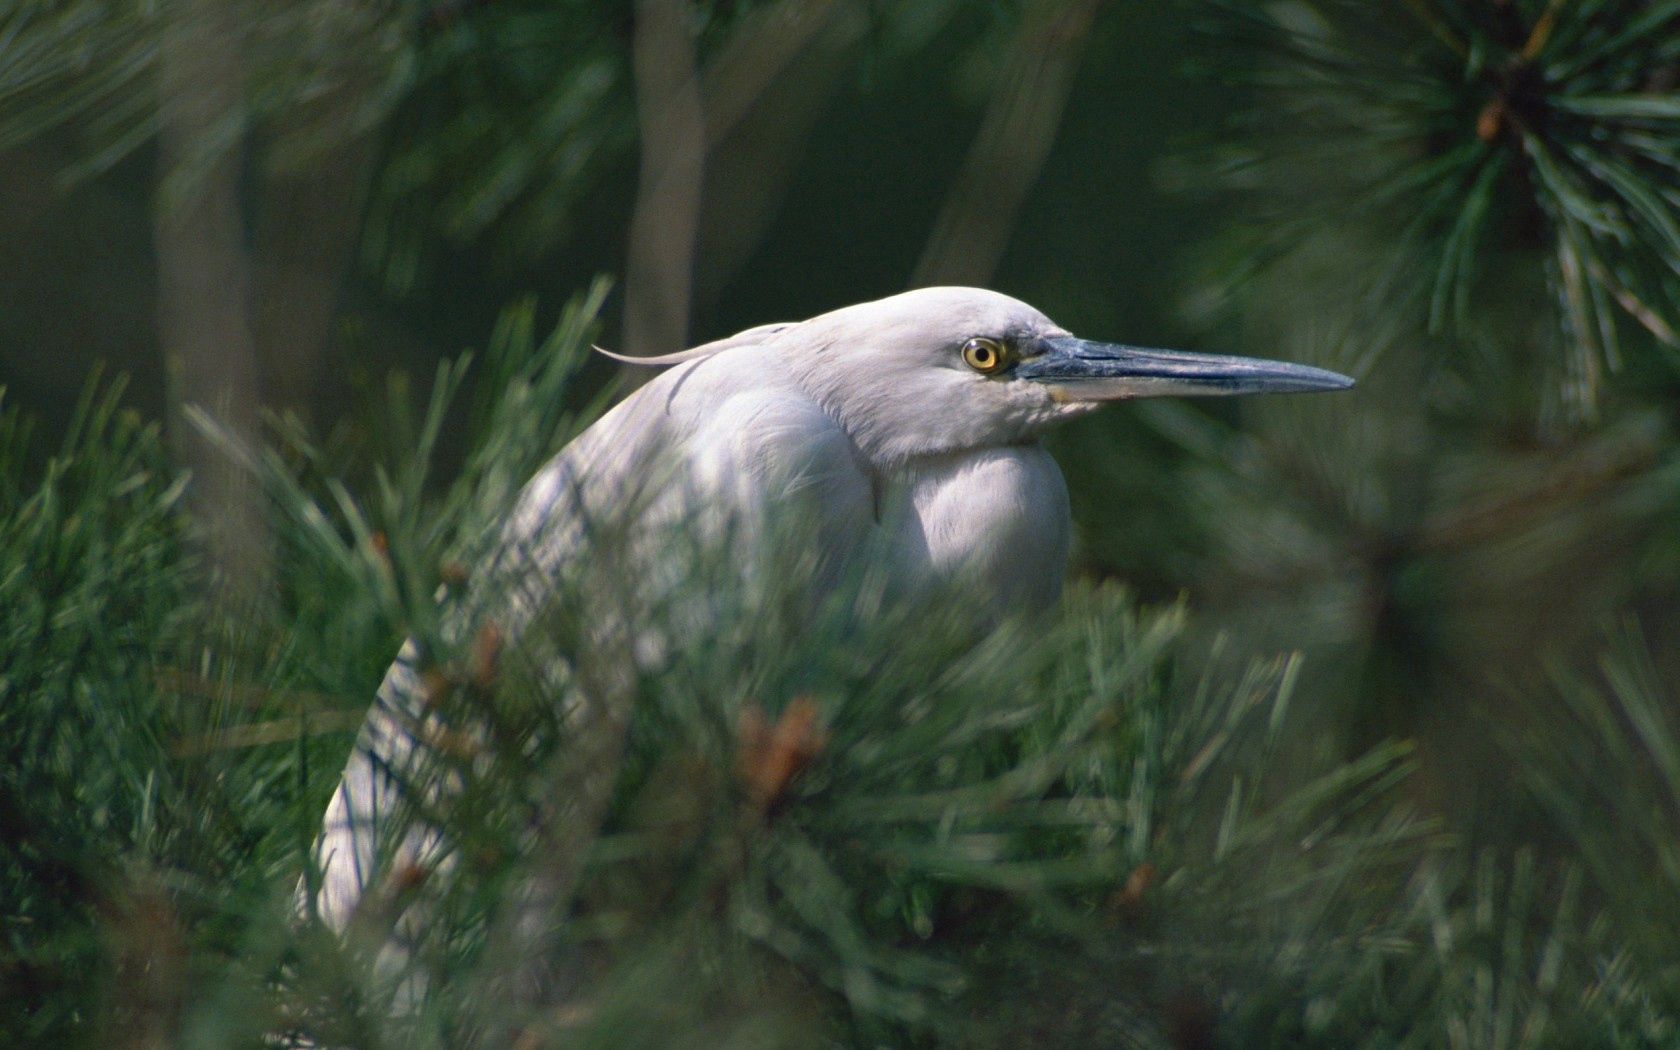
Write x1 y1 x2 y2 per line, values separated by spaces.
310 288 1079 936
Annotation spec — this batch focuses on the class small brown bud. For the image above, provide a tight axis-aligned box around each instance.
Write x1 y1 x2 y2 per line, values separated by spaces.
511 1031 544 1050
736 697 828 812
1109 861 1158 916
440 561 469 588
420 668 455 709
347 861 431 944
471 621 503 690
391 862 431 894
420 722 483 764
1476 98 1507 143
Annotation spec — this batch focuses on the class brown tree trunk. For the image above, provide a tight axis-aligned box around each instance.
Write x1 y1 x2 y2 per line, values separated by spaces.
153 0 272 603
623 0 706 359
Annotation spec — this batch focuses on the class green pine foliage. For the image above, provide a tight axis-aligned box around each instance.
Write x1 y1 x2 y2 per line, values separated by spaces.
6 283 1680 1046
16 286 1429 1045
1157 0 1680 834
5 0 1680 1046
1193 0 1680 417
0 0 412 188
0 378 198 1042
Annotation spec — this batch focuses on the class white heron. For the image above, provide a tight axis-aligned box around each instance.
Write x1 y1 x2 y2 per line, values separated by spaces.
309 285 1352 938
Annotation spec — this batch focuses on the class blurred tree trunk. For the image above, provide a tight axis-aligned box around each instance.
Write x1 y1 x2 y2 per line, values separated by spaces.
695 0 862 310
623 0 706 359
913 0 1104 287
153 0 272 601
250 3 389 421
633 0 956 339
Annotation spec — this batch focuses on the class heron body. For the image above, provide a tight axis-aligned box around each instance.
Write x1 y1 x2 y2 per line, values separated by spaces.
311 286 1352 932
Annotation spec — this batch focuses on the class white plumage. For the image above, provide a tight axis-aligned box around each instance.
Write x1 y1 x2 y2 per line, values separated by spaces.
309 285 1352 935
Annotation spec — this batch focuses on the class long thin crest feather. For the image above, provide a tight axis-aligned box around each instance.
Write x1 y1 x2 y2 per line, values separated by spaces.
593 321 797 367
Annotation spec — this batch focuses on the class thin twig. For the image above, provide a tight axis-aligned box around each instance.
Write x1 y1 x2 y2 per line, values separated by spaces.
154 667 342 712
171 710 367 757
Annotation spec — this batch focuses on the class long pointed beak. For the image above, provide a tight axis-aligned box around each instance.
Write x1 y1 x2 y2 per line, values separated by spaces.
1016 336 1354 402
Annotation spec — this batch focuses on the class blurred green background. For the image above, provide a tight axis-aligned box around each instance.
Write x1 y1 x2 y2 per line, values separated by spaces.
5 0 1680 1044
8 0 1675 819
0 4 1215 441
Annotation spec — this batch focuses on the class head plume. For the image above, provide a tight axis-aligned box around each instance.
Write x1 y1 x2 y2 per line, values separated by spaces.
593 321 798 368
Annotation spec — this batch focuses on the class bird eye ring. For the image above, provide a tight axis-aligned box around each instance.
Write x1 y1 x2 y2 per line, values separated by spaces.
962 337 1009 375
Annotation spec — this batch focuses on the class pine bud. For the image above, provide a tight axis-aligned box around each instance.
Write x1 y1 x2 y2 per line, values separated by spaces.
736 696 828 813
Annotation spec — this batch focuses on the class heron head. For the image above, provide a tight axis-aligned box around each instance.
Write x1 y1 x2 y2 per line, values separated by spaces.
782 287 1353 466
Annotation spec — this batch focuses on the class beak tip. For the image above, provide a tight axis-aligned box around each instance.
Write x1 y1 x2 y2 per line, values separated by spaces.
1282 363 1356 393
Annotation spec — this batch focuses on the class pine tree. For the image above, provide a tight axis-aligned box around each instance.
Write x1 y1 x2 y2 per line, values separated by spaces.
3 0 1680 1046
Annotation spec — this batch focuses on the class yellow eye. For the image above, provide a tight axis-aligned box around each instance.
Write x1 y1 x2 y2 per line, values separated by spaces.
962 337 1009 375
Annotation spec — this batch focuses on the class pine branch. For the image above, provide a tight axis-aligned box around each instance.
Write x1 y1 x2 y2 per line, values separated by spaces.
1195 0 1680 415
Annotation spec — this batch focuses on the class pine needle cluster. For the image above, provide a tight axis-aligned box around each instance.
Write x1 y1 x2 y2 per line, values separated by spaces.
2 282 1677 1045
5 1 1680 1045
1192 0 1680 417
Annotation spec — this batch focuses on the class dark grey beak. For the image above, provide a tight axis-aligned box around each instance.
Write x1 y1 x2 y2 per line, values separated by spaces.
1016 336 1354 402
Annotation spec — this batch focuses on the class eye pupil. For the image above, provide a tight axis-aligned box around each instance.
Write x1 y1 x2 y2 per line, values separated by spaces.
964 338 1006 373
